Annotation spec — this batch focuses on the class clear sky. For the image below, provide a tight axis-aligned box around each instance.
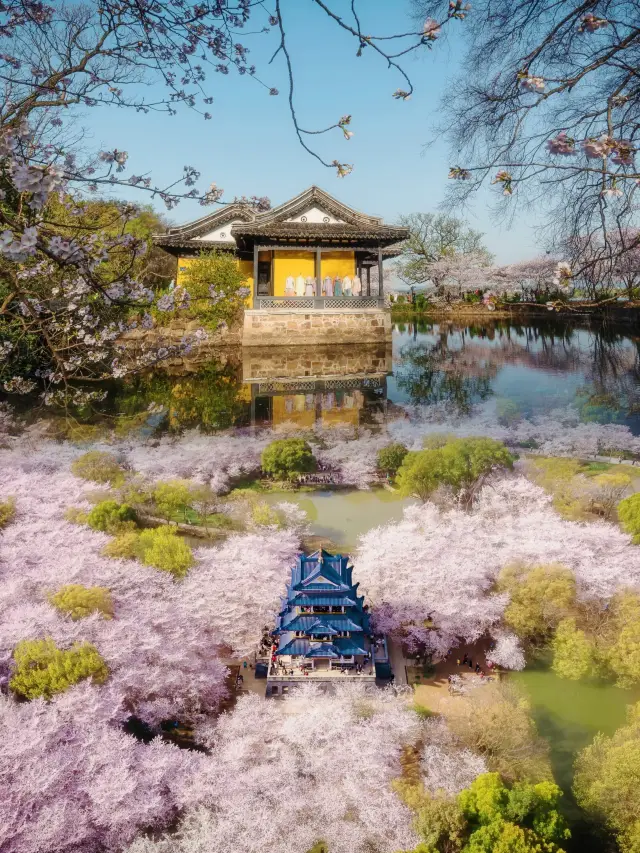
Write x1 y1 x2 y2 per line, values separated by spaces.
84 1 542 264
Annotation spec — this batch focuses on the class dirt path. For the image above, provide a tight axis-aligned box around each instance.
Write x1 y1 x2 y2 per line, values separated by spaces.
412 639 496 712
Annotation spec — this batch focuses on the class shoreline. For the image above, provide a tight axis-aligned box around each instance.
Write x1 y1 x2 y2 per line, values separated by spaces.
391 302 640 324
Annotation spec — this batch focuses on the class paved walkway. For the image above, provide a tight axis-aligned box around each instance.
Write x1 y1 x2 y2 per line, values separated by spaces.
387 638 408 685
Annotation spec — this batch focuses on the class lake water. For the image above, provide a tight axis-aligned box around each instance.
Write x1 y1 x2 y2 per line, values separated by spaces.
98 316 640 436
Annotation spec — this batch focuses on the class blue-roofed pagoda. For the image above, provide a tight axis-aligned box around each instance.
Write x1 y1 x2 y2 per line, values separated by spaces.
268 549 375 692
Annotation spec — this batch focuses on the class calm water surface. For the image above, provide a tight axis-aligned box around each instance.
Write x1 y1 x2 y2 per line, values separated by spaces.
265 488 416 551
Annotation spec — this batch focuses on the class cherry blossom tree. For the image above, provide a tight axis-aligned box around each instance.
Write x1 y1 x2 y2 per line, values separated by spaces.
0 443 301 720
395 212 493 288
356 475 640 656
0 684 207 853
128 684 422 853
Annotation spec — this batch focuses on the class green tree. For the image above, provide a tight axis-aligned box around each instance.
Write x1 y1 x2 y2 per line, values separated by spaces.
261 438 317 481
156 249 248 330
551 618 600 681
87 500 137 533
153 479 193 522
574 702 640 853
397 437 514 507
617 493 640 543
71 451 126 486
498 564 577 647
10 638 109 700
102 530 140 560
377 443 409 476
459 774 569 853
136 527 194 578
415 793 467 853
50 585 114 620
603 591 640 688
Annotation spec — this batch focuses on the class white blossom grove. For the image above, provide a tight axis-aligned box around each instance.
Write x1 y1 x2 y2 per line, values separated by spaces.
0 446 299 718
356 476 640 657
387 401 640 461
0 685 206 853
421 718 489 795
128 684 423 853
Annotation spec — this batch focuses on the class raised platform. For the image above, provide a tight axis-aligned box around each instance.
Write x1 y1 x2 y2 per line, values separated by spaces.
243 306 392 346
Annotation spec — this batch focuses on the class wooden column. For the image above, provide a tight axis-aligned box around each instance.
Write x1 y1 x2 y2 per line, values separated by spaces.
253 244 259 304
315 248 321 295
366 266 371 297
377 245 383 300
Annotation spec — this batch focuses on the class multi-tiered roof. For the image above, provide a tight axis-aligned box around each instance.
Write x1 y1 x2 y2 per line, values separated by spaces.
275 549 371 660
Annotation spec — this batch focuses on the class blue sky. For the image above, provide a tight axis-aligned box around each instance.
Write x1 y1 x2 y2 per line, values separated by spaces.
85 1 541 264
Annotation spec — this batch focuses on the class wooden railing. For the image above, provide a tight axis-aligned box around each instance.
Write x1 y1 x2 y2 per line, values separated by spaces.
254 296 385 310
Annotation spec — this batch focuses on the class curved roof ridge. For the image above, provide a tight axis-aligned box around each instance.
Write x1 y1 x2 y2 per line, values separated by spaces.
252 186 384 227
155 202 257 240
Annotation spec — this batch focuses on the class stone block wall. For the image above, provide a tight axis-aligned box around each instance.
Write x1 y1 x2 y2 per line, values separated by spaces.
242 308 392 346
242 343 392 381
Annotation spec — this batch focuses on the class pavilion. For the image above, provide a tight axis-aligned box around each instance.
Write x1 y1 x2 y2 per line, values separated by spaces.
153 187 408 345
267 549 377 695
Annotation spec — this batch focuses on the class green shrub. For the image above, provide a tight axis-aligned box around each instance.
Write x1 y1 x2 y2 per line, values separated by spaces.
0 496 15 528
102 530 140 560
137 526 194 577
552 618 600 681
618 493 640 543
376 443 408 475
397 437 514 507
71 451 125 485
153 479 192 522
50 584 114 620
459 773 570 852
10 637 109 700
87 500 137 533
154 249 248 330
261 438 317 480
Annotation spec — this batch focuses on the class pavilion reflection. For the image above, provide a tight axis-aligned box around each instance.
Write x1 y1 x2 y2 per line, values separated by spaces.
242 343 392 428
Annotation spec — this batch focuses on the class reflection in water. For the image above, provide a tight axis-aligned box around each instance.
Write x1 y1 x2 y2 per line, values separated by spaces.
242 343 392 429
391 319 640 431
113 355 250 433
21 319 640 437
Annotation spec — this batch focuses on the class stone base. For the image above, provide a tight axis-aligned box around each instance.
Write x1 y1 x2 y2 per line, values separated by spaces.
242 308 392 346
242 342 392 382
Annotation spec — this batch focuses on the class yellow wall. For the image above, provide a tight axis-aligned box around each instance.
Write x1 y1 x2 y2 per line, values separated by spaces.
320 251 356 282
238 259 254 309
272 396 316 427
273 251 315 297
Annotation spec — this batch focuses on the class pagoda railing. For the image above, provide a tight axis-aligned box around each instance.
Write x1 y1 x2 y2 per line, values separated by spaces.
254 296 385 310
